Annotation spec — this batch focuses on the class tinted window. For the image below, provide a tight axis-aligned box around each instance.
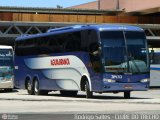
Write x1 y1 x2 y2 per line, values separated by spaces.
0 49 13 66
15 32 81 56
15 30 99 56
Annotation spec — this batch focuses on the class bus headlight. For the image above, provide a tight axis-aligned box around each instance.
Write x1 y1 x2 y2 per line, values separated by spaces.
103 78 116 83
140 78 150 83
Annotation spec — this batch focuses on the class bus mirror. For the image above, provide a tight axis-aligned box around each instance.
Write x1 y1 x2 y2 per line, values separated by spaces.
92 47 101 56
98 47 102 55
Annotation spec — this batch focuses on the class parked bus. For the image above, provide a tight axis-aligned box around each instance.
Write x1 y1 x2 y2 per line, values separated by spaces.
0 45 14 91
14 25 150 98
149 48 160 87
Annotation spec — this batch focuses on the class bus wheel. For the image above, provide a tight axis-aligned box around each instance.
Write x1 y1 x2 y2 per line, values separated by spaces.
33 80 48 95
60 91 78 97
27 80 34 95
124 91 131 99
85 81 93 99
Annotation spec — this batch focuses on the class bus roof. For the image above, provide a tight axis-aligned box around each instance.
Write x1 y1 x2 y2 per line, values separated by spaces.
0 45 12 49
16 24 144 41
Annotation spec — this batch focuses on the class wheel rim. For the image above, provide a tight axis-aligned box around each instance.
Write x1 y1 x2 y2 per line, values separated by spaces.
27 81 31 91
85 82 89 91
34 81 38 93
85 84 87 91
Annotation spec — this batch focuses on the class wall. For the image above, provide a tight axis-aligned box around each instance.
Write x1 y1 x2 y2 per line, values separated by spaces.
70 0 160 13
68 1 98 10
119 0 160 12
0 12 160 24
100 0 117 10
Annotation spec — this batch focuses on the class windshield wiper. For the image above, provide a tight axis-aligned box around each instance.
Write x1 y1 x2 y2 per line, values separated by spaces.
129 57 141 73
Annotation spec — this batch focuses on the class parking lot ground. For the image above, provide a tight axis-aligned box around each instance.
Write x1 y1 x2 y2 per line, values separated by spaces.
0 88 160 118
0 88 160 104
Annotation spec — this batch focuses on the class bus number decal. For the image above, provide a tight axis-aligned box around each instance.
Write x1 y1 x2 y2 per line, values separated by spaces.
111 75 122 79
51 58 70 66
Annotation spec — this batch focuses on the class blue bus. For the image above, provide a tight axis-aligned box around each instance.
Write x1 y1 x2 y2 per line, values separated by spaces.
14 25 150 98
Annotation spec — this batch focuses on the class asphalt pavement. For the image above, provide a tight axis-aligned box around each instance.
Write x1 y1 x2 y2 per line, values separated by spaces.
0 89 160 104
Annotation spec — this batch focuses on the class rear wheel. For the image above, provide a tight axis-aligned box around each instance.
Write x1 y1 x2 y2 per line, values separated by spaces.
34 79 48 95
124 91 131 99
85 81 93 99
27 80 34 95
60 91 78 97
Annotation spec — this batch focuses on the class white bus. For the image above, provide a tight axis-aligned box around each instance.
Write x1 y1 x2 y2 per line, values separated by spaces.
150 48 160 87
0 45 14 91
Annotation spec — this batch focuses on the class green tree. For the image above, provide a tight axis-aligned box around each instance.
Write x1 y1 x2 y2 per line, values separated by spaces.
56 5 63 8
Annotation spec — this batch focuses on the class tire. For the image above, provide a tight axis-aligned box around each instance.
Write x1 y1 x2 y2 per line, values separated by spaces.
124 91 131 99
60 91 78 97
85 81 93 99
27 80 34 95
33 79 48 95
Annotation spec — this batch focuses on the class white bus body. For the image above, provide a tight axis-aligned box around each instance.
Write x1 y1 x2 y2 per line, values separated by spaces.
150 48 160 87
0 45 14 90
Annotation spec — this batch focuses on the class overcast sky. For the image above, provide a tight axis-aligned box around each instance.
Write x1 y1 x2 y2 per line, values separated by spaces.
0 0 95 8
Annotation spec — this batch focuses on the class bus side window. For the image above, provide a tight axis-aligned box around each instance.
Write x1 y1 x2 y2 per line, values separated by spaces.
81 30 89 52
64 32 81 52
47 36 58 53
89 43 101 73
149 48 160 64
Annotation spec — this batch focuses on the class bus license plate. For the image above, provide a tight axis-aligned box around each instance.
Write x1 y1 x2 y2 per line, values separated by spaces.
124 85 132 89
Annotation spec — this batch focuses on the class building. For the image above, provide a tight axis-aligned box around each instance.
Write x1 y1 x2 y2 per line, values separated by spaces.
0 1 160 46
69 0 160 15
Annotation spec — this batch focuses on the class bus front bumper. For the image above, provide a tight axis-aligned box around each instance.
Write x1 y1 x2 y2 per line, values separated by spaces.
102 83 149 92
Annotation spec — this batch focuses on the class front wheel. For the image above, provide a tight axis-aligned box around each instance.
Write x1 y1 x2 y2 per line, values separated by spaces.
85 81 93 99
34 80 48 95
124 91 131 99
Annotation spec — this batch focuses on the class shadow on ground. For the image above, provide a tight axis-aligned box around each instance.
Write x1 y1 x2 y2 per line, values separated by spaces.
46 92 152 100
0 89 19 93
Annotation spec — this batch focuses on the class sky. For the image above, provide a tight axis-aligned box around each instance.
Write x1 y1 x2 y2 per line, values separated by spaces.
0 0 95 8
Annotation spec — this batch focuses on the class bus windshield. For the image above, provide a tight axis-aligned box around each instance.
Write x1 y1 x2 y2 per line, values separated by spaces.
101 31 149 74
0 49 13 66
